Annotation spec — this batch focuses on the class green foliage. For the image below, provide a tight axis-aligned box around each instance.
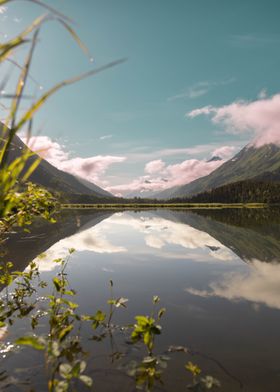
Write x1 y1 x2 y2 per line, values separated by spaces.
131 315 162 353
16 336 45 350
127 355 169 392
131 296 165 354
185 362 221 391
0 251 222 391
172 179 280 204
1 182 58 234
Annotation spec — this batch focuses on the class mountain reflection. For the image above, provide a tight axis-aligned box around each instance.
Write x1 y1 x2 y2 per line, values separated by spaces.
5 208 280 304
187 208 280 263
106 213 235 261
27 211 237 272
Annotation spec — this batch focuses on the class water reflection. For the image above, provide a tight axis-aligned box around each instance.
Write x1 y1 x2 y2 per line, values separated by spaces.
1 210 113 271
33 211 238 272
2 208 280 391
186 259 280 310
30 209 280 312
187 208 280 263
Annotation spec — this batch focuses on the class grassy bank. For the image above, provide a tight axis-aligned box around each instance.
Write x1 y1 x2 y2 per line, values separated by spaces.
61 202 268 210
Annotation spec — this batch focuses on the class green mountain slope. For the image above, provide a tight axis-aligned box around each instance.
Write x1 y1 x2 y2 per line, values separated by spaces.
1 127 114 200
178 179 280 204
155 143 280 199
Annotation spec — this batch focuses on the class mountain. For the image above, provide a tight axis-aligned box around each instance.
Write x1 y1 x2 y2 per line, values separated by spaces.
1 127 114 201
154 143 280 199
185 179 280 204
75 176 112 198
207 155 222 162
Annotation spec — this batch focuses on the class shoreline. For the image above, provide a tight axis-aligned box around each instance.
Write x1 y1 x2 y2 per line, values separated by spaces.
61 202 268 210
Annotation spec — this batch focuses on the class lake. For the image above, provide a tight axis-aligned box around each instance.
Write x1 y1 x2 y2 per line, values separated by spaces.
1 208 280 391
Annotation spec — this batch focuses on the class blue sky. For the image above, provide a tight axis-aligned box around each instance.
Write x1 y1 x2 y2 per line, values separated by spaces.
2 0 280 195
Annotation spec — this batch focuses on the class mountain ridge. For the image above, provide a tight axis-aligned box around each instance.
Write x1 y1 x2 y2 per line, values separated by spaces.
153 143 280 199
0 125 114 200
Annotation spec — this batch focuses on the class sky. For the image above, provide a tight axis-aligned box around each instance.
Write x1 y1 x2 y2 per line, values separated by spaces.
1 0 280 196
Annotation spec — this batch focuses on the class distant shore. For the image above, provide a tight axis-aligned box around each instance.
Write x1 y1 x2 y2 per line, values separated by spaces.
61 203 268 210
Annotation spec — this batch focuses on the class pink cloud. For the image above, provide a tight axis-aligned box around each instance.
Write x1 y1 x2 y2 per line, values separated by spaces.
107 157 224 196
211 145 236 159
22 136 69 163
145 159 165 174
21 135 235 197
59 156 126 185
21 135 126 186
188 94 280 147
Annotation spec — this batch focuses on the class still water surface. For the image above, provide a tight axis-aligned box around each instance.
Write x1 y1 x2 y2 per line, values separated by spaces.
2 208 280 391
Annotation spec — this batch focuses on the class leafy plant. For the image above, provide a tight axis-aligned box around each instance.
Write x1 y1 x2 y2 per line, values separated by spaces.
131 295 165 354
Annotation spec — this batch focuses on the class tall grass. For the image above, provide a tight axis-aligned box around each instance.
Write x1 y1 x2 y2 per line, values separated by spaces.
0 0 125 219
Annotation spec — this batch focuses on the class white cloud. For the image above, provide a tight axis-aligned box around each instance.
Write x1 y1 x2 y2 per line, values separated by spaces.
99 134 113 140
59 155 126 185
107 156 225 196
187 93 280 147
185 259 280 310
145 159 165 174
21 135 126 186
211 145 236 159
168 78 235 102
168 85 209 101
126 144 220 162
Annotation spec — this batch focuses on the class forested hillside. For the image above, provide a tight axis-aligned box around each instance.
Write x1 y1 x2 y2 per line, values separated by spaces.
170 180 280 204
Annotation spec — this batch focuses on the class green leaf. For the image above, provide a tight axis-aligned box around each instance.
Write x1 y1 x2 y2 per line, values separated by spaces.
142 356 156 365
55 380 68 392
16 336 45 350
158 308 166 319
153 295 160 304
94 310 106 322
51 341 60 357
143 331 151 347
58 325 73 341
59 363 72 378
185 362 201 377
79 375 93 387
91 310 106 329
135 315 149 326
115 297 128 308
53 277 62 291
201 375 221 389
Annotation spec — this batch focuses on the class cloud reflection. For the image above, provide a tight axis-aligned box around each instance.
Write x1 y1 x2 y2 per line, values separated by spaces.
34 224 127 272
34 212 236 272
186 259 280 310
107 214 235 262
